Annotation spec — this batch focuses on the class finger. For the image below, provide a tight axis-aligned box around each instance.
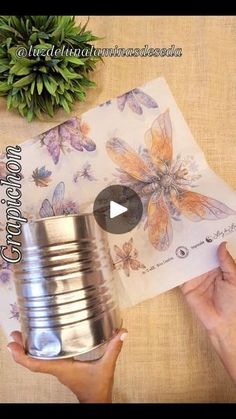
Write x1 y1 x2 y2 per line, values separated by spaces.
218 242 236 284
10 331 23 346
101 328 128 368
180 267 220 296
7 341 70 375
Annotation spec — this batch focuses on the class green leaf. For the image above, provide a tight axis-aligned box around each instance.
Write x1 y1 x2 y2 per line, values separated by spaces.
37 75 43 95
34 107 44 120
7 74 14 84
29 32 38 44
6 94 12 109
8 48 37 65
63 67 82 80
0 81 11 93
0 63 9 73
42 75 57 96
45 96 54 117
38 66 48 73
34 43 52 50
26 108 34 122
10 63 31 76
0 24 24 39
54 65 68 81
60 96 71 113
64 91 73 103
18 102 27 117
13 73 35 88
30 80 35 95
64 55 85 65
54 92 60 104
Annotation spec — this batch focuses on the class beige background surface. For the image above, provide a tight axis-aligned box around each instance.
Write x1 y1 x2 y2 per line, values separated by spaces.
0 16 236 403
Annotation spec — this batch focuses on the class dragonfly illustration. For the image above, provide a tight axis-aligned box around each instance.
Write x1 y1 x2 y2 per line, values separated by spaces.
40 118 96 164
117 88 158 115
106 110 236 251
39 182 78 218
73 161 97 183
9 303 20 321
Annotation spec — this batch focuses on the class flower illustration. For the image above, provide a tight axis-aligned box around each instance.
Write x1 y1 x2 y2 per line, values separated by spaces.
31 166 52 187
113 238 146 277
61 200 78 214
117 88 158 115
40 117 96 164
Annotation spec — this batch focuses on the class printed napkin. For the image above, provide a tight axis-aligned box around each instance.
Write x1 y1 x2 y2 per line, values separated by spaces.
1 77 236 338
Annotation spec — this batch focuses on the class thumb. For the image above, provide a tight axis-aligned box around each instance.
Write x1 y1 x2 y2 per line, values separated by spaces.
218 242 236 284
101 328 128 368
7 341 69 375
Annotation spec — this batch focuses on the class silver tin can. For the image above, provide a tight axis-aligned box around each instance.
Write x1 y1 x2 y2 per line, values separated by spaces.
14 213 122 359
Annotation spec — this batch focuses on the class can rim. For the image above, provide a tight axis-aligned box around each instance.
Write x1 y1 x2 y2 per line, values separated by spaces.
32 212 94 224
27 319 123 360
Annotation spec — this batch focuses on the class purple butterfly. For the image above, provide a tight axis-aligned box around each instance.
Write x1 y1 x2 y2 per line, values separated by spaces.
117 88 158 115
41 118 96 164
73 162 97 182
39 182 78 218
32 166 52 187
9 303 19 321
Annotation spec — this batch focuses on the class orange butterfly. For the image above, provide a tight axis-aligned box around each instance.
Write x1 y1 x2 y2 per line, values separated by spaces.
106 110 236 251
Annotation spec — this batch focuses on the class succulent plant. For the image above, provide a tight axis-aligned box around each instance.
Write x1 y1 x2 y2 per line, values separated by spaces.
0 16 101 121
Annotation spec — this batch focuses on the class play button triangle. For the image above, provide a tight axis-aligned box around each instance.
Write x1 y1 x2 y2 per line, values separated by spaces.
110 201 128 219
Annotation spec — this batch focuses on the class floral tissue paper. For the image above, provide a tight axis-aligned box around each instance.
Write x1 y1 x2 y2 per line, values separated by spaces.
1 77 236 338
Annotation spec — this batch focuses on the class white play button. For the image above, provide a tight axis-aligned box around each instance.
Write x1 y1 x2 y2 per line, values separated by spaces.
110 200 128 219
93 185 143 234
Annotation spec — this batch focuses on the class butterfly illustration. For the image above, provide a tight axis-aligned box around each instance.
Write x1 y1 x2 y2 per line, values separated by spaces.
113 238 146 277
40 117 96 164
9 303 19 321
117 88 158 115
39 182 78 218
106 110 236 251
31 166 52 187
73 162 97 183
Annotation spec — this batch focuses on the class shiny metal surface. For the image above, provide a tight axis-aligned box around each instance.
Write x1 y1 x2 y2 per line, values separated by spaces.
14 214 121 359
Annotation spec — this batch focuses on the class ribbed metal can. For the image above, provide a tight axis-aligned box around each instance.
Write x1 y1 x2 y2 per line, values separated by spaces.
14 213 122 359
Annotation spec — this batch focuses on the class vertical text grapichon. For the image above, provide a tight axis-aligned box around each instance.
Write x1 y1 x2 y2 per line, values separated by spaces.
0 145 27 263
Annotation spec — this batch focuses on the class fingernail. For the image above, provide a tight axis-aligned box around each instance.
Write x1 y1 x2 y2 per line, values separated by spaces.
7 345 12 353
120 332 128 342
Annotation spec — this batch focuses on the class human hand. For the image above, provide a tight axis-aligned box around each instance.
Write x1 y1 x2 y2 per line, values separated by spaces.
7 328 128 403
181 242 236 384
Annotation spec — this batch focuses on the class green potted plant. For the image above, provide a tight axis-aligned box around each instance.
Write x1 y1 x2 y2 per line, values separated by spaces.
0 16 100 121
